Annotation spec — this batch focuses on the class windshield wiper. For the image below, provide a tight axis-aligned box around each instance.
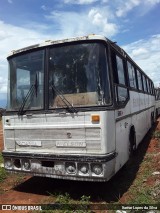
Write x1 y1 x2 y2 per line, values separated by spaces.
18 75 38 115
50 84 78 113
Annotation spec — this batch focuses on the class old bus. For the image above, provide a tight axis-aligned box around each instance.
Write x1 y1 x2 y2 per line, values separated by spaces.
2 35 155 181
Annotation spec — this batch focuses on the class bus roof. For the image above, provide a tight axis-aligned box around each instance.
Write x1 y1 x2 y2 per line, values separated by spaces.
7 34 154 84
8 34 109 57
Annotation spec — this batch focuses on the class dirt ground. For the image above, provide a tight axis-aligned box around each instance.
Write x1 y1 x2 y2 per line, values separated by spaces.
0 118 160 209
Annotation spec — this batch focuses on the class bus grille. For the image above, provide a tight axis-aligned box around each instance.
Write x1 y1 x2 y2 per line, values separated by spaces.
4 128 101 154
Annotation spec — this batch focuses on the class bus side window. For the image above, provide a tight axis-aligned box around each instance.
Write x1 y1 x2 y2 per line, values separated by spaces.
142 75 147 92
136 69 143 91
146 78 149 94
116 55 126 85
150 81 153 95
111 51 128 106
152 83 155 95
148 80 152 95
127 61 137 89
152 83 154 95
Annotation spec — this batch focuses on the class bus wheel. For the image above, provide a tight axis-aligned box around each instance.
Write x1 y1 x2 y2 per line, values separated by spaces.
129 127 136 157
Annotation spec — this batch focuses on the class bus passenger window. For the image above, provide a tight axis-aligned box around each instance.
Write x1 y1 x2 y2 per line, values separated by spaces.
111 51 128 106
117 86 128 104
116 55 126 85
137 70 143 91
148 80 152 94
127 61 137 89
146 78 149 93
142 75 147 92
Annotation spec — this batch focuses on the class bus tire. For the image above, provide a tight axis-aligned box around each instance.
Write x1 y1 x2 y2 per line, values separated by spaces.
129 127 136 157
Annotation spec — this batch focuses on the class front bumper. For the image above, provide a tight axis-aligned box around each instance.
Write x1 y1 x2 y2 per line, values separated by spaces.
2 151 117 182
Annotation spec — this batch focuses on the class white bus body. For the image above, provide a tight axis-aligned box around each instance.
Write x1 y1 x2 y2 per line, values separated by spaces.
2 35 155 181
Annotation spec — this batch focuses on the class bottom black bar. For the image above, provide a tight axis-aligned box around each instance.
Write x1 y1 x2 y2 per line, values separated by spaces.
0 204 159 211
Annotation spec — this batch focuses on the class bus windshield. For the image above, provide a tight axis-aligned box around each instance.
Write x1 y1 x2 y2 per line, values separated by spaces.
7 42 111 112
49 42 111 108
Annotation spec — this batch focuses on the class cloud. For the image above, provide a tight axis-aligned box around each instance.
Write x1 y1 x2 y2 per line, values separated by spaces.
123 34 160 87
0 20 51 100
146 0 160 5
0 77 7 93
46 7 118 37
63 0 110 4
88 8 117 36
64 0 98 4
116 0 160 17
116 0 140 17
46 11 87 37
8 0 13 4
131 48 149 59
41 5 47 11
0 20 48 62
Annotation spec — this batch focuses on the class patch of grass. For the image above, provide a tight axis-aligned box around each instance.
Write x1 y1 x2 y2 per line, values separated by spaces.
0 152 7 183
128 187 154 204
0 167 7 182
42 193 91 213
0 152 4 164
153 130 160 139
55 192 71 204
55 193 91 212
125 151 157 204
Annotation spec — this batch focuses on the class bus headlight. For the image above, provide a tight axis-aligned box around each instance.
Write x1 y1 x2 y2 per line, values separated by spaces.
13 159 21 169
78 163 89 175
92 164 103 175
4 158 12 169
23 160 31 170
65 162 76 174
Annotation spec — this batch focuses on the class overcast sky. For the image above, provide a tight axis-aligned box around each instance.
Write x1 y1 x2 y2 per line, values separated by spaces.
0 0 160 106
